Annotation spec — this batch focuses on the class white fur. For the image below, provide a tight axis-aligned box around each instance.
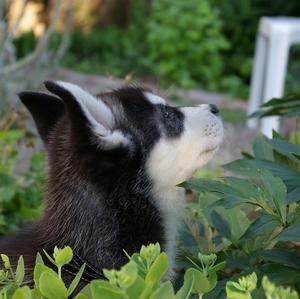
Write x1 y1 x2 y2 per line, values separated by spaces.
146 104 223 273
144 92 166 105
56 81 129 148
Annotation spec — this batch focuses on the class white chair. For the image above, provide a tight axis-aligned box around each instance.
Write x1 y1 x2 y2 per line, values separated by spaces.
247 17 300 137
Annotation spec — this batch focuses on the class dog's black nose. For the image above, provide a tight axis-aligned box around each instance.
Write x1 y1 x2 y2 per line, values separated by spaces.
209 104 219 115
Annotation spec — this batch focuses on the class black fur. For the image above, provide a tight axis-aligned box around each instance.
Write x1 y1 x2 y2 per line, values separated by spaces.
0 82 185 287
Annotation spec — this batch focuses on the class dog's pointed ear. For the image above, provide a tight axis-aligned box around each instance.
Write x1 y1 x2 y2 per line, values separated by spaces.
18 91 65 143
44 81 129 149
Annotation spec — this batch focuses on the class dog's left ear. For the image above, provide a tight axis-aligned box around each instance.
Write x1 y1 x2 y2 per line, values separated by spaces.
44 81 129 149
19 91 65 144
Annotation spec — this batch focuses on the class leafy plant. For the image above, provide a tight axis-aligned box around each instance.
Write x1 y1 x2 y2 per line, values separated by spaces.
179 132 300 298
0 127 45 234
0 243 226 299
147 0 229 90
250 93 300 119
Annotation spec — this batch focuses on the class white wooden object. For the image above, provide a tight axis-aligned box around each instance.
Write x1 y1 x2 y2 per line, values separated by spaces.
247 17 300 137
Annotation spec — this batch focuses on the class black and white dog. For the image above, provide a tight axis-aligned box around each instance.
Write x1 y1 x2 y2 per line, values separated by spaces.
0 81 223 283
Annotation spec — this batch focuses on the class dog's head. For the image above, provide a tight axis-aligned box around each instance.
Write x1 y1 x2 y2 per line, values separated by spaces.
19 81 223 194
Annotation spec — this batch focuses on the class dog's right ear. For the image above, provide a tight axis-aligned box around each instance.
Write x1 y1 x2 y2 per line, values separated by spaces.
18 91 65 144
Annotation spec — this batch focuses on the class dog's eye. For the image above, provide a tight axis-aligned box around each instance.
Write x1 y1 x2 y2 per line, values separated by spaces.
164 110 170 118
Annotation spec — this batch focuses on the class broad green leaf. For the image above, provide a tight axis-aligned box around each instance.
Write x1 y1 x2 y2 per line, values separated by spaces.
149 281 175 299
211 210 231 241
175 275 194 299
125 275 146 299
179 179 235 195
224 177 260 199
34 263 58 289
39 271 68 299
267 138 300 163
276 220 300 242
259 170 287 223
209 261 226 273
184 268 210 294
287 187 300 204
35 252 44 265
90 280 124 299
225 159 300 192
74 294 88 299
12 287 32 299
253 135 274 160
212 208 250 245
226 282 252 299
260 264 300 285
260 248 300 270
145 252 168 286
240 214 280 251
68 263 86 296
15 256 25 286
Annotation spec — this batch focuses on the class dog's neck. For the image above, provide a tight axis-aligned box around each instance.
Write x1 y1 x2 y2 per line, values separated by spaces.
38 173 170 269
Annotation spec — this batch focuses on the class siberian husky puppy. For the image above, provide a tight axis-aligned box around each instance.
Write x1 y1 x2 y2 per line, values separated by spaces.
0 81 223 284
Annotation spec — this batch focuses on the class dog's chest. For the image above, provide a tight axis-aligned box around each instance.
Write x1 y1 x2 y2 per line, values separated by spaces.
153 187 185 277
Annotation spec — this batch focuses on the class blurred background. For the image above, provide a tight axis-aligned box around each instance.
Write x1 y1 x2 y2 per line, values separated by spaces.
0 0 300 234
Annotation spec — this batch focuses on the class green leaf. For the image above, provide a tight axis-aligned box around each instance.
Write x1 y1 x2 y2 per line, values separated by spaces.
184 268 210 294
175 275 194 299
253 135 274 160
225 159 300 192
39 271 68 299
179 179 234 194
15 256 25 286
74 294 88 299
260 248 300 270
12 287 32 299
1 254 11 269
68 263 86 296
90 280 125 299
211 208 250 245
149 281 175 299
209 261 226 273
145 252 168 286
34 263 58 289
53 246 73 267
287 187 300 204
267 138 300 163
35 252 44 265
276 220 300 242
226 273 257 299
259 170 287 223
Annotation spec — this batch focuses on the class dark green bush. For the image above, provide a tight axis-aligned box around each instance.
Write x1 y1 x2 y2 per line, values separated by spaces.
147 0 229 89
0 127 44 234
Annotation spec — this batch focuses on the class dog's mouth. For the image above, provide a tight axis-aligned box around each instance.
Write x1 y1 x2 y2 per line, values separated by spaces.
200 145 218 156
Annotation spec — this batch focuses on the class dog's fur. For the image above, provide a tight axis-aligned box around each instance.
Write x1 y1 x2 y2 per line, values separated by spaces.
0 81 223 284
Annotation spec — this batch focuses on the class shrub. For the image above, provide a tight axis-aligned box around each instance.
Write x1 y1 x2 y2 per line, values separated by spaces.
1 244 297 299
0 126 44 235
179 92 300 297
147 0 229 89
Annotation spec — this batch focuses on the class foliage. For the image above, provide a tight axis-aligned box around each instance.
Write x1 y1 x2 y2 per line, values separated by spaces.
0 243 226 299
147 0 229 90
226 272 299 299
1 244 297 299
250 93 300 119
180 130 300 298
12 0 300 98
210 0 300 97
0 127 44 235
